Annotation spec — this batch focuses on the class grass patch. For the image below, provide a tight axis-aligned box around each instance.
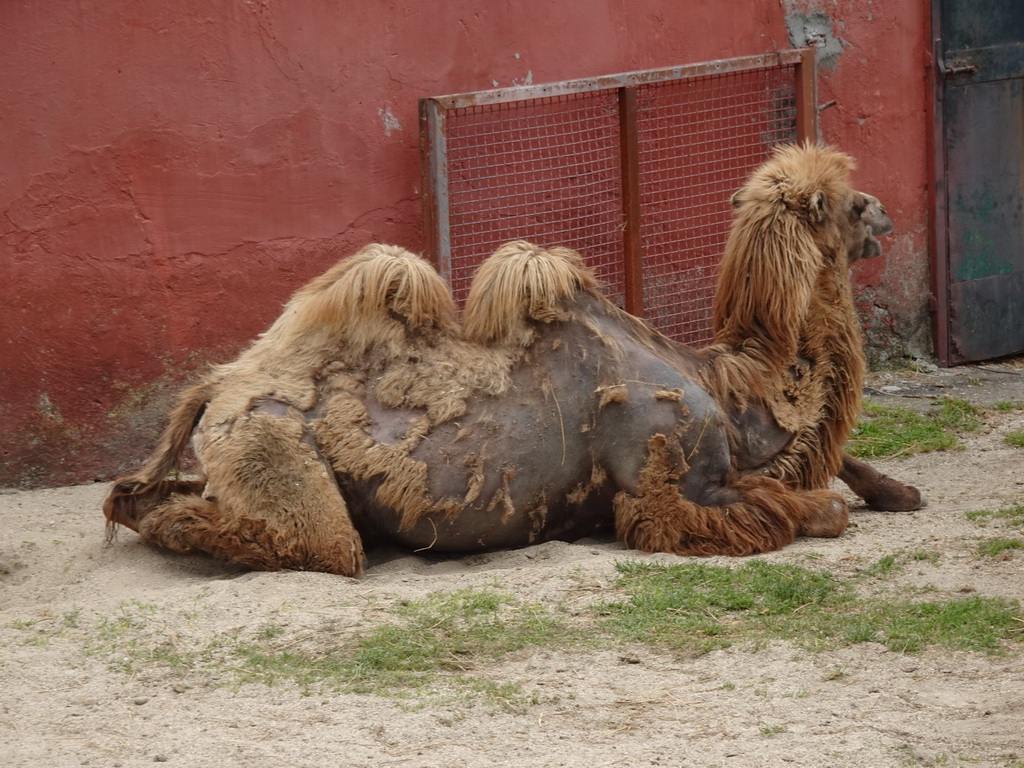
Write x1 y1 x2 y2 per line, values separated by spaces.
860 554 904 578
859 551 941 578
1005 430 1024 448
345 589 563 686
213 588 565 708
869 596 1022 653
993 401 1019 412
85 600 201 675
966 504 1024 528
594 560 841 654
70 563 1023 709
977 538 1024 559
595 560 1022 656
847 398 982 459
75 589 568 709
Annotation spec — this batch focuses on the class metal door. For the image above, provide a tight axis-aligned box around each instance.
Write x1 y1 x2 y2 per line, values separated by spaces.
932 1 1024 364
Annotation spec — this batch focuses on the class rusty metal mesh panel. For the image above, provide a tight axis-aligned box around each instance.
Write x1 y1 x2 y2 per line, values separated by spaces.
636 66 798 346
444 92 625 307
425 55 806 343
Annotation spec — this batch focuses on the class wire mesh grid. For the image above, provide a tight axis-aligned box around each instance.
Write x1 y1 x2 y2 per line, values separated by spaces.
636 65 798 345
425 55 805 343
444 92 626 307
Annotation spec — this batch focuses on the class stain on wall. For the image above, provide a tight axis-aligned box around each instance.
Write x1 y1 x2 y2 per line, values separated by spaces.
0 0 932 486
783 7 846 71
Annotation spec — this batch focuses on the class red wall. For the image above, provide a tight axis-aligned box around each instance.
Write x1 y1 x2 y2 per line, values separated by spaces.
0 0 931 487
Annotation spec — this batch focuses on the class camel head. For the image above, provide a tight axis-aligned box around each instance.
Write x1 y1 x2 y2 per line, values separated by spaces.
728 154 893 267
846 192 893 263
713 142 883 356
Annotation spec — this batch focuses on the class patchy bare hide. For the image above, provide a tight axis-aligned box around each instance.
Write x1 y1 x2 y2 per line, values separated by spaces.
104 144 922 576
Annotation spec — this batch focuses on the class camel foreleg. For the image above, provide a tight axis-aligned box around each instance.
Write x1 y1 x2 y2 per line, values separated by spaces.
838 453 926 511
613 434 848 557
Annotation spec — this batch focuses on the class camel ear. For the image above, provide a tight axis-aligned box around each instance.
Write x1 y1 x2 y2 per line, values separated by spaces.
808 191 828 222
730 190 743 209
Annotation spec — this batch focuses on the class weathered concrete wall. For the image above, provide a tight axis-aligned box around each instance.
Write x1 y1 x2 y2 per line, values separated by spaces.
783 0 933 364
0 0 931 487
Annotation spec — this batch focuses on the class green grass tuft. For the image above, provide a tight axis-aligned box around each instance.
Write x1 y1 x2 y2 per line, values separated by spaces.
860 554 904 578
349 590 559 679
847 399 982 459
874 595 1022 653
966 505 1024 528
1005 430 1024 448
977 538 1024 559
594 560 843 654
234 588 566 707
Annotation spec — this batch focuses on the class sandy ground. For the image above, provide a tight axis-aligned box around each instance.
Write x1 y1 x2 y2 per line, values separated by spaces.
2 362 1023 768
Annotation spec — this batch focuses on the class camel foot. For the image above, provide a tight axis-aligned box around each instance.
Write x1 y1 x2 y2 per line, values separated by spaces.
103 479 206 534
861 477 927 512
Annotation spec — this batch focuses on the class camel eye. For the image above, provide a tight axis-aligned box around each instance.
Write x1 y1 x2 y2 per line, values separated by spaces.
808 191 827 220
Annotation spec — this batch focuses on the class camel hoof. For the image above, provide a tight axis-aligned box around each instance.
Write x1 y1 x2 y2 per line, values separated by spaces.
863 481 927 512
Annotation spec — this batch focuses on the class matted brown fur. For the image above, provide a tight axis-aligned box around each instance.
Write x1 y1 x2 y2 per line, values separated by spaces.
104 144 920 576
103 244 468 575
613 435 845 557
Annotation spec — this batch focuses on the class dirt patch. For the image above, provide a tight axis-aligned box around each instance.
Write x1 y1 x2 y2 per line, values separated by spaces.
2 362 1023 768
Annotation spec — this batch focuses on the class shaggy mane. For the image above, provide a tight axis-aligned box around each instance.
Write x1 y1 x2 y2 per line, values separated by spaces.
463 241 599 345
702 142 867 488
713 143 855 359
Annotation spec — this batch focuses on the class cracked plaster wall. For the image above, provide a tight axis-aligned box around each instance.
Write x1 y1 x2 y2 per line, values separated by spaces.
1 0 931 486
782 0 933 363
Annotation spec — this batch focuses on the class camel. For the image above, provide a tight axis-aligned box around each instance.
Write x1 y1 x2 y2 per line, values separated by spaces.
104 143 923 576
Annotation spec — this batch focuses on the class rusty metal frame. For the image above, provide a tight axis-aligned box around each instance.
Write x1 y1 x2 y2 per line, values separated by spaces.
928 0 948 364
420 48 818 307
928 0 951 366
419 97 451 284
794 46 819 143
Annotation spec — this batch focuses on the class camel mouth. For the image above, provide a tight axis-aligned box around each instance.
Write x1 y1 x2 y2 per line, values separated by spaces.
860 230 883 260
851 191 892 263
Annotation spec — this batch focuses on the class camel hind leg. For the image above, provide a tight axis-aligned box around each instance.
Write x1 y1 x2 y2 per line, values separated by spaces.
135 492 363 576
105 478 206 538
613 434 848 557
134 404 365 576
